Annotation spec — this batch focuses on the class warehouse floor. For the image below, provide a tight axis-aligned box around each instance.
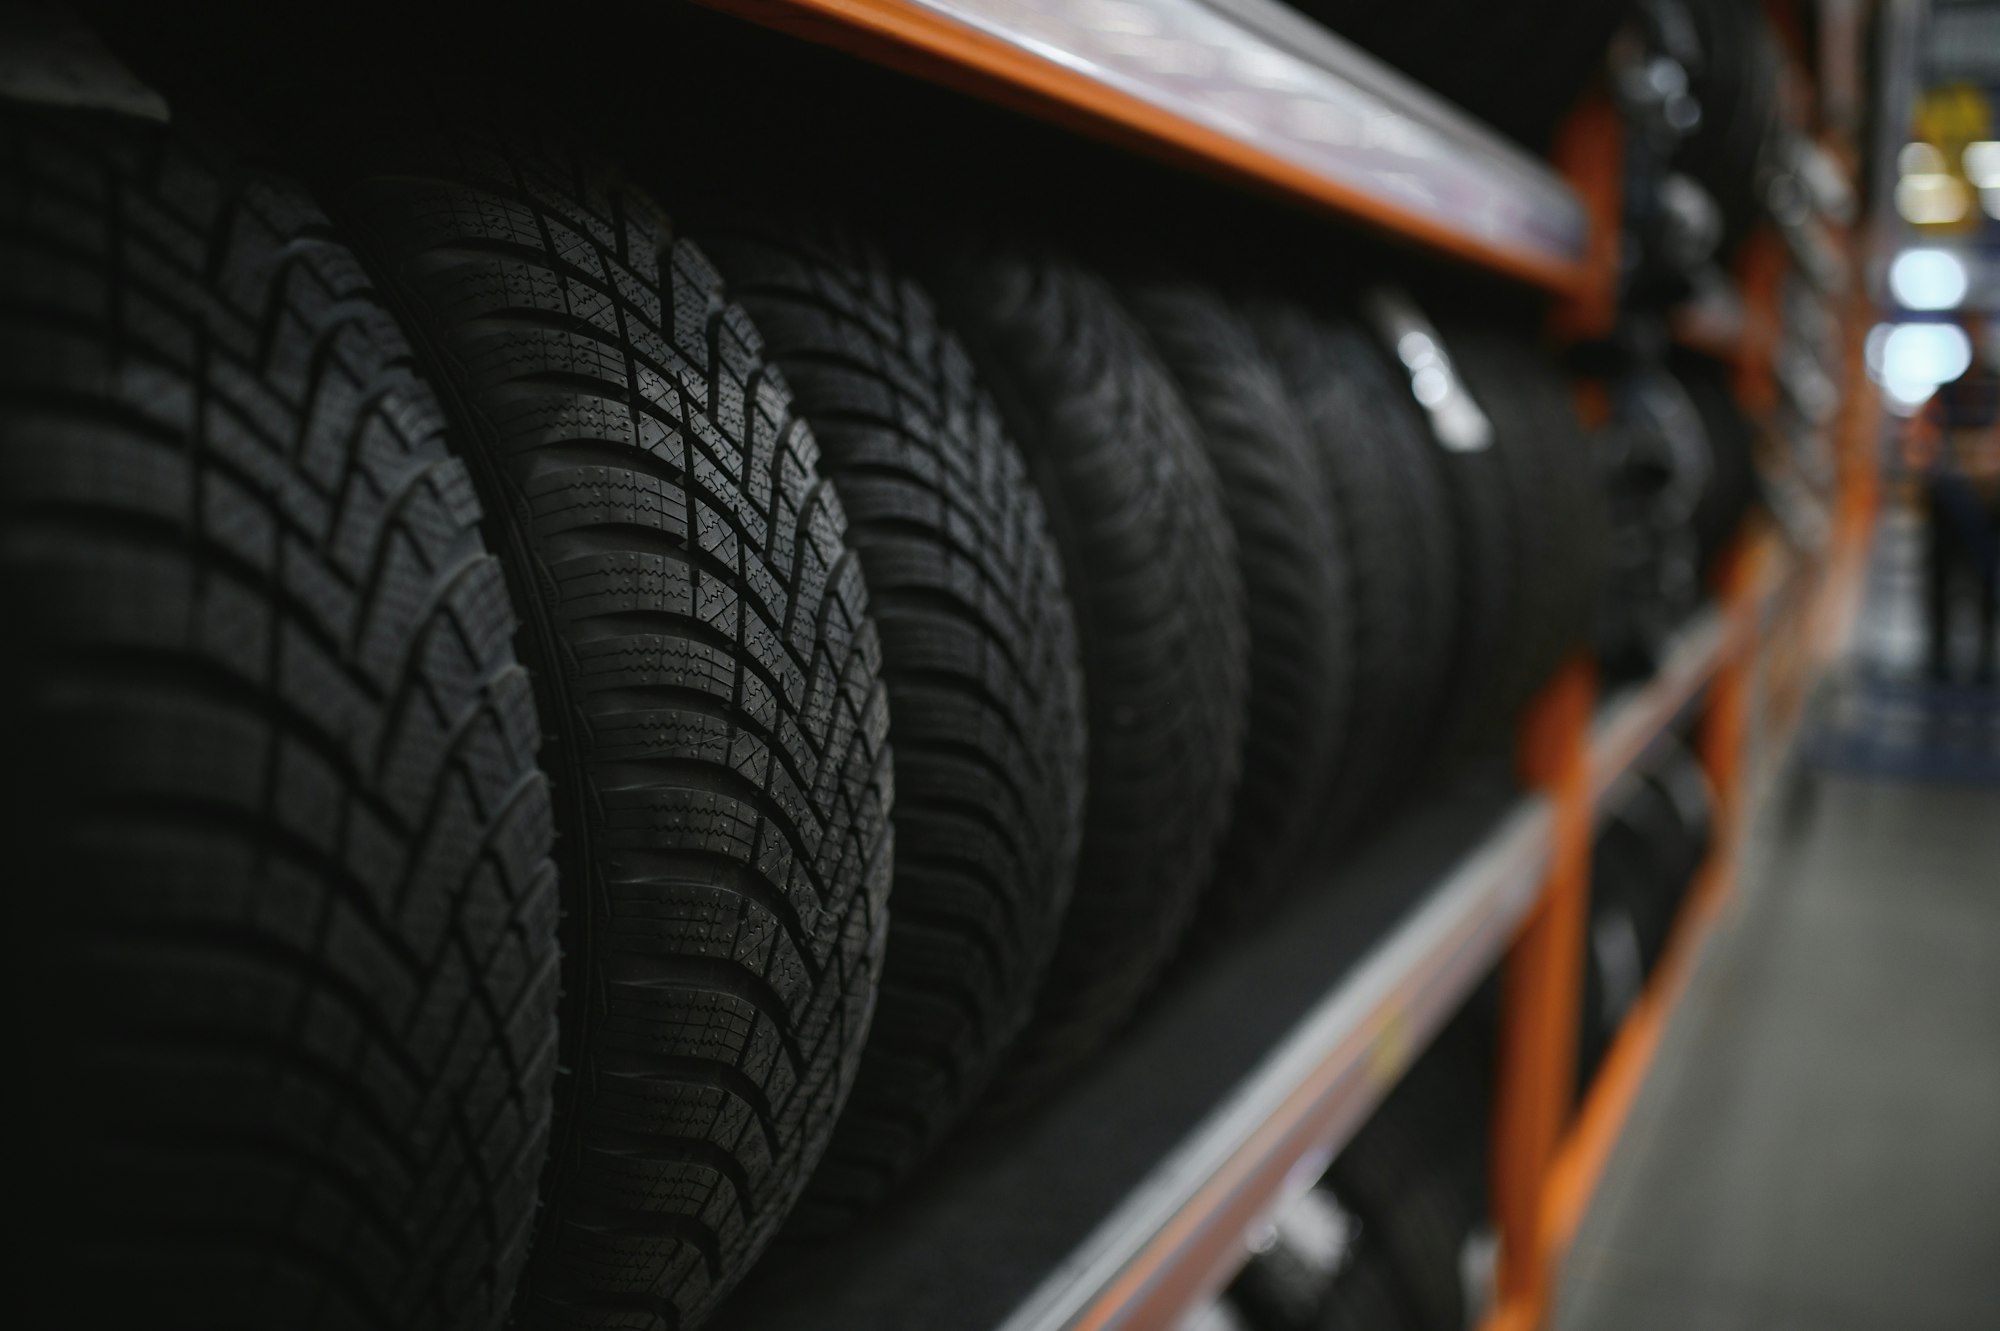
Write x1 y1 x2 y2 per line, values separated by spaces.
1555 506 2000 1331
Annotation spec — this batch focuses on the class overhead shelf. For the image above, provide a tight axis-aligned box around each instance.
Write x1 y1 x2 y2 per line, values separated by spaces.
696 0 1591 290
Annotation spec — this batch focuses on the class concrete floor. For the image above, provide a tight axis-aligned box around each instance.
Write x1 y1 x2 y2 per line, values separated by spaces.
1556 509 2000 1331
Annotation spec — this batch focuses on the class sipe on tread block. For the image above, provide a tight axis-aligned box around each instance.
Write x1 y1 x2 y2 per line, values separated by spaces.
321 127 894 1329
1 107 560 1331
695 217 1088 1224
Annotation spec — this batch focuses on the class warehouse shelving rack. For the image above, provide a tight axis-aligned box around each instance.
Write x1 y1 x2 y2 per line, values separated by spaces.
681 3 1877 1330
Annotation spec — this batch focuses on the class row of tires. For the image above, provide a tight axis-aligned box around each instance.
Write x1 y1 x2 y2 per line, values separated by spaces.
1598 351 1763 682
5 95 1618 1331
1592 0 1807 679
1201 738 1716 1331
1187 8 1797 1329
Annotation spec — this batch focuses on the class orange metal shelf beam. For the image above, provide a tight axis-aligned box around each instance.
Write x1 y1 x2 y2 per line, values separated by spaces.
1550 95 1624 344
690 0 1592 294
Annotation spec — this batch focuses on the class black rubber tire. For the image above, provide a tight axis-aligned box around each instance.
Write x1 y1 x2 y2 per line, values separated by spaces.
1328 1087 1488 1331
1326 1117 1473 1331
1577 872 1648 1099
1119 277 1353 921
1597 777 1687 974
1318 1237 1418 1331
1436 323 1608 714
693 220 1088 1221
326 135 894 1328
2 110 559 1331
912 240 1249 1105
1594 402 1702 685
1670 351 1761 578
1650 747 1716 890
1676 0 1784 251
1228 1189 1357 1331
1323 1034 1488 1331
1246 298 1458 812
1581 749 1710 1100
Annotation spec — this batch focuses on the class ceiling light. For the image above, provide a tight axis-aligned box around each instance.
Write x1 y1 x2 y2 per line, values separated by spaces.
1877 322 1974 410
1865 323 1893 377
1964 140 2000 188
1900 141 1948 175
1896 173 1971 224
1888 248 1970 310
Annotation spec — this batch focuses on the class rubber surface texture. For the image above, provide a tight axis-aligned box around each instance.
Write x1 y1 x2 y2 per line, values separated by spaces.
1246 298 1456 830
696 219 1087 1223
1326 1069 1482 1331
1439 321 1609 718
1120 277 1352 922
1 109 559 1331
328 132 893 1329
1671 350 1760 577
914 239 1249 1108
1323 1238 1419 1331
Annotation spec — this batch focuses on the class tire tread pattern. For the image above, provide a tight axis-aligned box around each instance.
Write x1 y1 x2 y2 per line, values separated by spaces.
1247 299 1457 831
917 243 1249 1103
1121 278 1351 918
698 220 1086 1221
332 134 892 1330
2 110 559 1331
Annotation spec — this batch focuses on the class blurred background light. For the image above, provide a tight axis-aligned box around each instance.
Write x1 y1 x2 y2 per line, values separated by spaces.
1873 321 1974 414
1888 247 1970 309
1864 322 1893 377
1899 141 1948 174
1962 139 2000 188
1895 172 1972 223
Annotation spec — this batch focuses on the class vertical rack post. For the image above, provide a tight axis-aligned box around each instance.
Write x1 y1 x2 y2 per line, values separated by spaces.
1549 94 1624 346
1732 228 1786 418
1699 536 1761 899
1487 655 1596 1330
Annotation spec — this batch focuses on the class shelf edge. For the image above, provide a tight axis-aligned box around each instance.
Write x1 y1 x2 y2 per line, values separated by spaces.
691 0 1591 290
998 796 1555 1331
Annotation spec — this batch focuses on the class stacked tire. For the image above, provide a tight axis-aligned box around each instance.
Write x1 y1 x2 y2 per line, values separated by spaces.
1217 1008 1499 1331
0 102 1251 1330
1596 358 1760 683
3 106 565 1331
1578 741 1715 1095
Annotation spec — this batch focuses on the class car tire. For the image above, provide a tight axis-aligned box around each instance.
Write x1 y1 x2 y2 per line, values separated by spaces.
1246 299 1459 815
2 108 559 1331
913 240 1250 1105
327 130 894 1329
695 219 1088 1221
1439 323 1609 713
1119 277 1353 921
